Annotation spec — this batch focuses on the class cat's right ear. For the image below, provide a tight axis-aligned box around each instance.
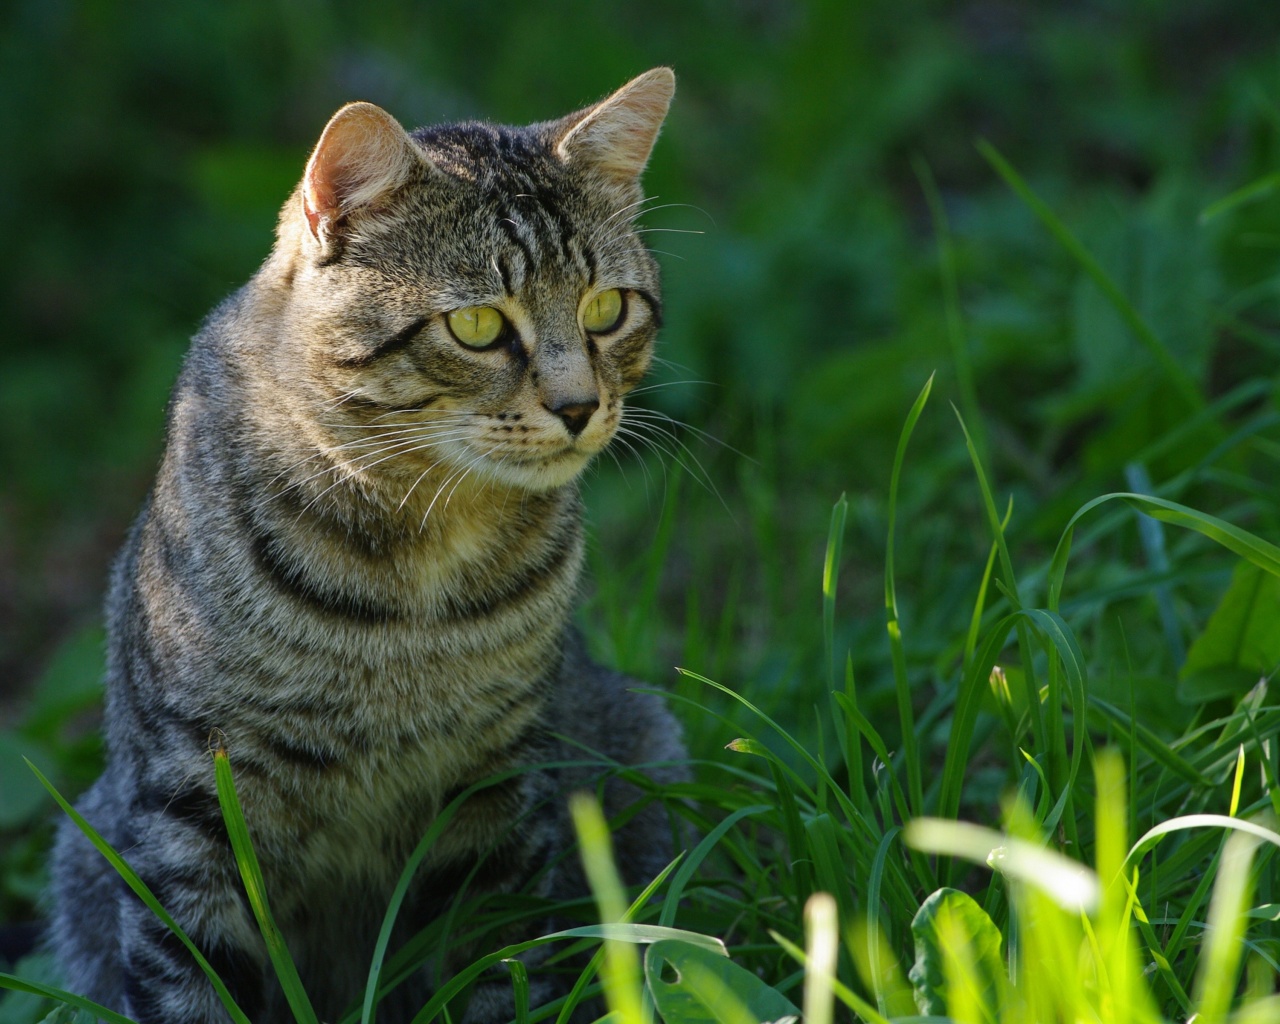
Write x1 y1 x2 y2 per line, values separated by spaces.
555 67 676 181
302 102 424 252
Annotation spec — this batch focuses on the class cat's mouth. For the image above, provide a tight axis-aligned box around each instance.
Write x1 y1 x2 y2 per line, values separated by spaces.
470 436 605 492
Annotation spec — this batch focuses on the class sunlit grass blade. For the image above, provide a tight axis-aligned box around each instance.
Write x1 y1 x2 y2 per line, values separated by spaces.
1193 831 1264 1024
571 793 646 1024
905 818 1099 914
802 894 837 1024
24 758 253 1024
1127 813 1280 867
771 930 889 1024
556 855 685 1024
1230 744 1246 817
212 747 319 1024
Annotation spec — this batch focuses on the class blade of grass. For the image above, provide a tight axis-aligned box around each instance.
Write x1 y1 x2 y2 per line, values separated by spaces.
657 806 771 927
803 894 837 1024
864 827 902 1016
965 500 1011 670
914 157 988 464
824 493 848 693
1200 172 1280 223
1121 871 1194 1014
954 407 1046 760
904 818 1099 915
212 748 319 1024
25 758 253 1024
360 767 526 1024
978 139 1207 418
0 974 140 1024
886 374 934 819
1127 813 1280 866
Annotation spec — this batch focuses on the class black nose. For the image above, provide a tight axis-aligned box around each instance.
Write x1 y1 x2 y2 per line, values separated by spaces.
547 398 599 437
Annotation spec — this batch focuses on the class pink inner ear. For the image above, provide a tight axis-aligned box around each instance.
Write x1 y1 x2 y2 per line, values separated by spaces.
302 102 419 240
304 175 337 236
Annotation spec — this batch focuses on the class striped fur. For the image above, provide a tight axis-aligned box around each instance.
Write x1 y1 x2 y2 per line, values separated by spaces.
49 69 684 1023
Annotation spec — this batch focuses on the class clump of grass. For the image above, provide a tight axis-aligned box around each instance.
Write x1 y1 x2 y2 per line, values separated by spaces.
10 360 1277 1021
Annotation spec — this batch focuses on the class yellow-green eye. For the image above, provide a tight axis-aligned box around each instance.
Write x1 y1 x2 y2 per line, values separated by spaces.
447 306 505 348
583 289 625 333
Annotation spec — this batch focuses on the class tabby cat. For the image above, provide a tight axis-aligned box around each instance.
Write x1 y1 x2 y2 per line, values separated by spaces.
49 68 685 1023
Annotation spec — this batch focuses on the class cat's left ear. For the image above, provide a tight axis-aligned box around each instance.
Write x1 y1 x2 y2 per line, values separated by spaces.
302 102 424 249
554 67 675 181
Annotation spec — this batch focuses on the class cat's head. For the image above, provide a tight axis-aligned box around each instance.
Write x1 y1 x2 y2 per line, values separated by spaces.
269 68 674 500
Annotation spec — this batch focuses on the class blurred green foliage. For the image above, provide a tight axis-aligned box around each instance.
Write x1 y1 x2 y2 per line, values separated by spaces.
3 0 1280 933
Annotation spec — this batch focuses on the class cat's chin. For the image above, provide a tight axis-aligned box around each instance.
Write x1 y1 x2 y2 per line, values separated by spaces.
478 450 595 493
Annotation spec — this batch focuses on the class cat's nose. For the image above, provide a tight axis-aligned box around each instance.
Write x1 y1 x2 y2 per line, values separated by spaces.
546 398 599 437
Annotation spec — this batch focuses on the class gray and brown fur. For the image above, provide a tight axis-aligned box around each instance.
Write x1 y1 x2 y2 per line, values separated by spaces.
49 68 685 1024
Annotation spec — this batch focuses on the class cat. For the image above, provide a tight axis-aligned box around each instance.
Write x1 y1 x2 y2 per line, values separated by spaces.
47 67 686 1024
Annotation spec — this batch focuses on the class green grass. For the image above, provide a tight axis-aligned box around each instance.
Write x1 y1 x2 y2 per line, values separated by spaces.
4 2 1280 1021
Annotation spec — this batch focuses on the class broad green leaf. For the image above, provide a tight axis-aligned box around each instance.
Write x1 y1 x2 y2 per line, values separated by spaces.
0 973 136 1024
0 735 54 829
908 889 1006 1019
406 926 725 1024
644 940 799 1024
20 626 105 737
1179 561 1280 703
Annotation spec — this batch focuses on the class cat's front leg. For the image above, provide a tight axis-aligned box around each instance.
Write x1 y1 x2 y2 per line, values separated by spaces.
116 802 269 1023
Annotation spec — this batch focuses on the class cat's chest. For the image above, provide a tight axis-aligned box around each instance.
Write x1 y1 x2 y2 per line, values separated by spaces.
249 710 538 902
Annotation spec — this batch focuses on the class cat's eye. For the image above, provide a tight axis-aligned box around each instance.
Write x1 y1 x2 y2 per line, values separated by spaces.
582 289 625 334
447 306 506 348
